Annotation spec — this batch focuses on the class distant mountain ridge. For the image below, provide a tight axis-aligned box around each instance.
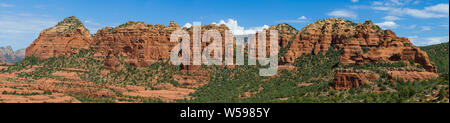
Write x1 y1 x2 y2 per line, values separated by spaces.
420 42 449 74
0 46 25 63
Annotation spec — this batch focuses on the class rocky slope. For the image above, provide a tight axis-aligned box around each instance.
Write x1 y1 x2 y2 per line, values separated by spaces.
25 16 92 60
0 46 25 63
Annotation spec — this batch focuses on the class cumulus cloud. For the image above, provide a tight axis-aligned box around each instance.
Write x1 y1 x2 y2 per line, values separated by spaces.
375 21 399 29
212 19 269 35
409 35 449 46
298 16 307 20
327 10 358 19
351 0 359 3
183 23 192 28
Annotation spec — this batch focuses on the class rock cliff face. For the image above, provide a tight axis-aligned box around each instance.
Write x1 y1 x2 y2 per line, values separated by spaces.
278 18 436 73
0 46 25 63
92 21 180 69
25 17 438 84
25 16 92 60
332 70 380 90
92 21 230 70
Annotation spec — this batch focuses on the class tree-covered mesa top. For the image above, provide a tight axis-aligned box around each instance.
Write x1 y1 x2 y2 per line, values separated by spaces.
45 16 90 34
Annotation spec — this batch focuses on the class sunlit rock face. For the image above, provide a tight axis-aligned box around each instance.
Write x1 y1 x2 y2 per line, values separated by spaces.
277 18 436 72
26 17 436 73
26 16 92 60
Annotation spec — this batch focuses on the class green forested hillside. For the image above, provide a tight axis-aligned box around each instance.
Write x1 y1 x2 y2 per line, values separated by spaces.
420 42 449 74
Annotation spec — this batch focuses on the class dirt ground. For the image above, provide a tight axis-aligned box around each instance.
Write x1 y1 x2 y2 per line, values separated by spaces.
0 65 198 103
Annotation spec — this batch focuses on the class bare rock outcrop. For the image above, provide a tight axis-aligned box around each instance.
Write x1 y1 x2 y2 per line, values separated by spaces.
25 16 92 60
332 70 380 90
280 18 437 72
25 17 437 76
92 21 180 69
92 21 230 70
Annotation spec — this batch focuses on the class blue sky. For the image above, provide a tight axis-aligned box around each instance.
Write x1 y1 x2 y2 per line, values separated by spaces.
0 0 448 50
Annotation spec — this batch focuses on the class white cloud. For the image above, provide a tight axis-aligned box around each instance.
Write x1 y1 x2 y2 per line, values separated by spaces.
0 12 57 49
212 19 269 35
421 26 431 31
389 0 404 6
405 24 417 29
403 8 448 18
328 10 358 19
424 4 449 14
372 3 449 18
351 0 359 3
383 16 401 21
376 21 399 29
183 23 192 28
0 3 14 7
409 36 449 46
372 1 384 6
279 16 309 23
373 0 415 6
298 16 307 20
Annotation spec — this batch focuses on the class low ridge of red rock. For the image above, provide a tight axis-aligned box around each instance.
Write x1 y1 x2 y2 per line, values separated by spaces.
332 69 380 90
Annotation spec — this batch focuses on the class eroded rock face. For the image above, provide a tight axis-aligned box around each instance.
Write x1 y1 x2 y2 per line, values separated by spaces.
92 21 180 69
92 21 230 70
25 16 92 60
25 17 437 75
332 70 380 90
279 18 436 72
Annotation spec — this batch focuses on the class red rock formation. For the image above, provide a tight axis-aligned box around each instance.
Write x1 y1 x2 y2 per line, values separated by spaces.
332 70 380 90
92 21 230 70
25 16 92 60
25 17 437 75
279 18 437 72
91 21 180 69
